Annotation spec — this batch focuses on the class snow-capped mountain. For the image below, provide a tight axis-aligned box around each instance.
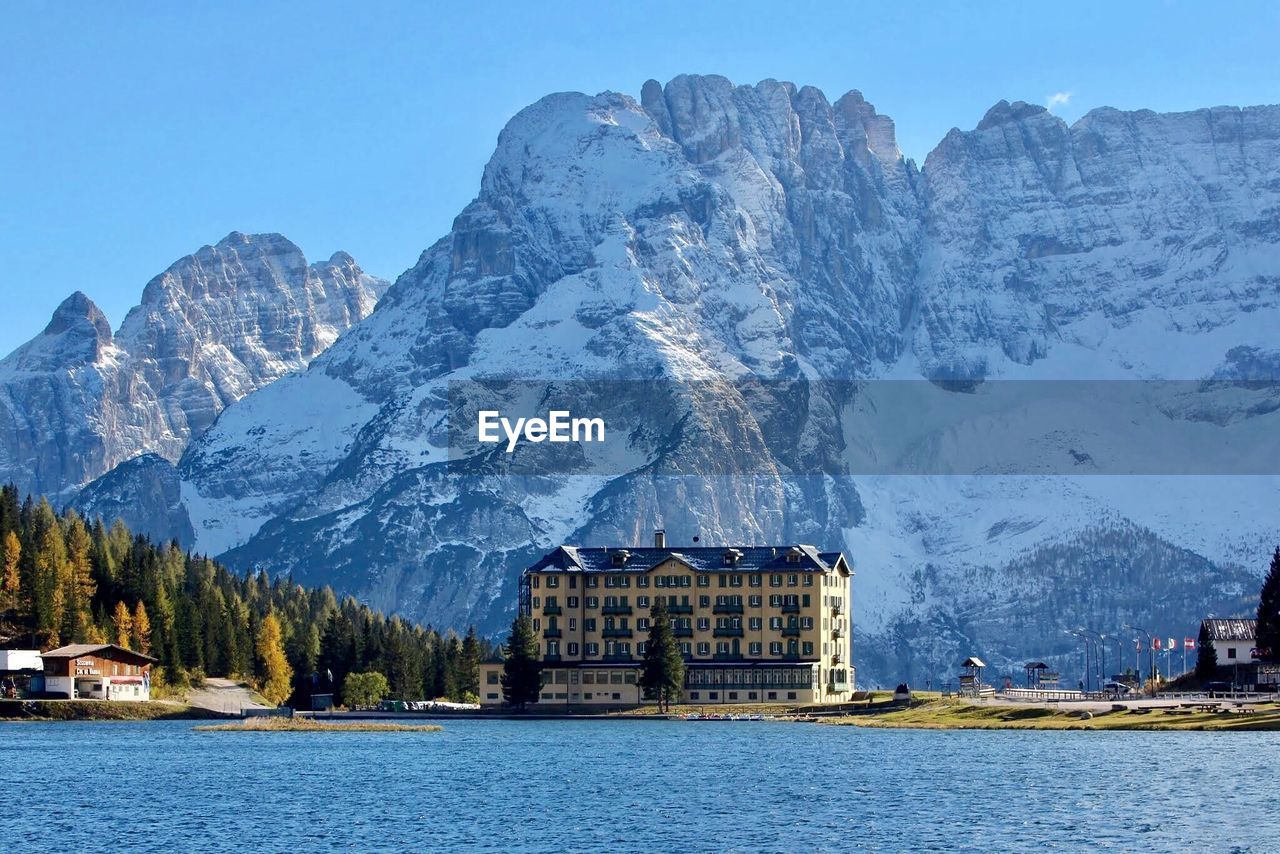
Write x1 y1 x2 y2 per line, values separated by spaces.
0 232 388 499
64 76 1280 684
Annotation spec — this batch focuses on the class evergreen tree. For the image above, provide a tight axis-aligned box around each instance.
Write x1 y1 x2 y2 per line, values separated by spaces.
500 614 542 710
1195 622 1219 681
639 600 685 712
460 625 482 700
112 600 133 648
255 612 294 706
1257 546 1280 661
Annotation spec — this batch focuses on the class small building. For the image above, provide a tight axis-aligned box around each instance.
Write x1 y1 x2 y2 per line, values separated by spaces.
1201 619 1258 665
0 649 43 698
40 644 156 701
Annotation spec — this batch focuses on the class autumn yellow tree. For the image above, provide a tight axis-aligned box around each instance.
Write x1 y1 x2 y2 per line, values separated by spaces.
255 612 293 706
62 514 95 642
112 601 133 648
0 530 19 615
132 601 152 654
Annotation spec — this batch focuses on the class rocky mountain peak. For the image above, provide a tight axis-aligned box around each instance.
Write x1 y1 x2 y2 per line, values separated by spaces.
976 99 1052 130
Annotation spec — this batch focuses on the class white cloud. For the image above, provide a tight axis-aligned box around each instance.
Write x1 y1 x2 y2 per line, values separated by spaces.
1046 91 1073 112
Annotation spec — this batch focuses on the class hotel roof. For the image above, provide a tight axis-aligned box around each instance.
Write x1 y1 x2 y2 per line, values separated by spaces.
1201 618 1256 642
41 643 158 664
526 544 850 575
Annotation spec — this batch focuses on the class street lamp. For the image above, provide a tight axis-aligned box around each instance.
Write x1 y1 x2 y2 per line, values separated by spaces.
1080 629 1108 690
1064 629 1091 693
1124 624 1155 696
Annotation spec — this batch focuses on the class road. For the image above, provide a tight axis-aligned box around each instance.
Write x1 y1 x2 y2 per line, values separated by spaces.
184 678 270 715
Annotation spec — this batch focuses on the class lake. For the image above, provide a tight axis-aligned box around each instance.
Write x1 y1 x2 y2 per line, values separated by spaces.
2 719 1275 851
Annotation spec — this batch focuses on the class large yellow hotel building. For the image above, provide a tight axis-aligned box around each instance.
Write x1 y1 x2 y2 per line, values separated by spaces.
481 531 854 706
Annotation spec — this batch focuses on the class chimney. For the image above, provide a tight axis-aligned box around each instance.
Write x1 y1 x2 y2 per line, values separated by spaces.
654 529 666 549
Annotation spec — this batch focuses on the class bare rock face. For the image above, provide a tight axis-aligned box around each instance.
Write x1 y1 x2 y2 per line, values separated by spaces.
0 232 388 498
52 76 1280 685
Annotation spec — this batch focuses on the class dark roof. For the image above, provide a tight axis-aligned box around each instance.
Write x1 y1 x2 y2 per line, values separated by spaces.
41 643 157 664
525 544 851 576
1201 618 1256 642
1024 662 1049 669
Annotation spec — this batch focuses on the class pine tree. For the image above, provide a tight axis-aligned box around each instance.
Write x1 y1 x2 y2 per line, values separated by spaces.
639 600 685 712
255 612 294 706
112 600 133 648
132 600 152 654
1257 546 1280 662
461 625 482 700
500 614 542 710
0 530 19 616
1195 621 1219 681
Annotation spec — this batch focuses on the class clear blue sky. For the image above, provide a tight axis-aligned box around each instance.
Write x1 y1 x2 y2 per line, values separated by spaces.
2 1 1278 354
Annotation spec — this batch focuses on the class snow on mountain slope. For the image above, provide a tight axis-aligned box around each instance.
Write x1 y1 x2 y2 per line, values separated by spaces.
69 77 1280 684
0 232 387 501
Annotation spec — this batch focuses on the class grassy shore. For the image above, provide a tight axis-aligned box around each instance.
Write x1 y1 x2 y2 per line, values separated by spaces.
194 717 443 733
830 698 1280 731
0 699 224 721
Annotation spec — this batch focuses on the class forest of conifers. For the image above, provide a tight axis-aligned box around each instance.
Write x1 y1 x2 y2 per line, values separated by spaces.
0 485 492 705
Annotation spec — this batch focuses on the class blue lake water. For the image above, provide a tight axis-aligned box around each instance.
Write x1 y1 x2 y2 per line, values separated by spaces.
2 719 1276 852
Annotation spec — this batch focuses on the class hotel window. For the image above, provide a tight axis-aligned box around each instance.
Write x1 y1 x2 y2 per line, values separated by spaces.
638 618 650 630
568 643 579 656
583 672 596 684
568 596 579 608
697 642 711 656
716 617 729 629
586 643 599 656
1228 648 1237 659
533 618 541 631
770 574 783 587
731 617 742 629
749 617 762 630
531 576 540 589
770 642 783 655
716 642 730 654
788 574 799 587
823 642 829 655
681 576 692 587
697 575 710 587
620 643 632 655
681 642 691 655
569 576 577 589
770 616 782 630
638 642 647 655
547 575 559 588
730 574 743 588
787 640 799 655
803 575 814 586
718 575 728 588
585 618 596 632
605 641 617 656
605 576 616 588
770 594 782 607
699 595 710 608
487 671 499 685
547 641 560 656
749 642 762 656
637 576 649 588
570 671 579 684
586 576 598 588
586 596 599 608
532 596 541 607
697 617 710 631
546 595 558 607
655 576 666 588
749 595 761 607
801 617 813 629
749 574 762 587
568 618 577 630
624 672 637 684
604 617 616 630
802 594 810 607
802 642 814 656
638 596 650 608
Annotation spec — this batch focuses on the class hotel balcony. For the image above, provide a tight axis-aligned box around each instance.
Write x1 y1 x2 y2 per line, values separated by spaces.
601 605 633 615
666 604 693 615
544 653 562 662
831 602 843 616
781 602 801 614
542 605 562 616
712 603 743 614
713 627 744 638
601 628 633 638
602 653 634 663
831 627 845 639
543 628 562 639
673 626 693 637
781 626 801 637
712 652 744 661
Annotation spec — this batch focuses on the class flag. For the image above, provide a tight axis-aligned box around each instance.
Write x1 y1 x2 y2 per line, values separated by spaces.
1135 640 1144 652
1152 637 1162 650
1167 638 1177 650
1184 637 1196 651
